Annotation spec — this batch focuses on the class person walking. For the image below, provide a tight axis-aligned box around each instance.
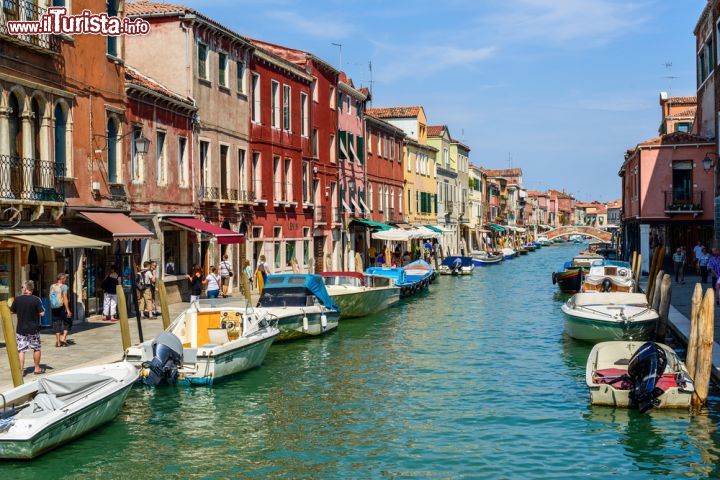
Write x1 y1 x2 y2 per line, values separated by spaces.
698 247 711 284
149 261 160 317
185 264 204 303
137 261 154 318
48 273 72 347
12 280 45 375
672 248 684 284
243 259 253 291
204 266 222 299
219 254 233 297
101 265 120 322
368 245 376 267
709 248 720 304
694 241 705 274
255 255 271 285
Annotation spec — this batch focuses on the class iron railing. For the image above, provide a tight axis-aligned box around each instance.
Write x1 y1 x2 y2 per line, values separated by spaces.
664 190 704 213
0 155 63 202
202 186 220 201
314 205 327 224
1 0 60 52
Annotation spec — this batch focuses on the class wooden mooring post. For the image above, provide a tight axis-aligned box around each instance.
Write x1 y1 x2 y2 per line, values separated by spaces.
692 288 715 411
631 251 638 276
116 285 132 352
633 254 642 293
685 283 703 381
655 274 672 341
647 247 664 302
651 270 664 313
157 280 171 330
0 302 23 387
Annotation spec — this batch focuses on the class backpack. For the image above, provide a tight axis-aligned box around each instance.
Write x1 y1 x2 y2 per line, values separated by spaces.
49 284 64 309
136 270 148 289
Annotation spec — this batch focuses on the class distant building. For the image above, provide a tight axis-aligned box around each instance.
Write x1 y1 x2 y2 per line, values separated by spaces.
659 93 696 135
606 199 622 227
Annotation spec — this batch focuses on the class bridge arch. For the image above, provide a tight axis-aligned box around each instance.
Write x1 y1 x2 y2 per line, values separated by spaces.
544 226 612 243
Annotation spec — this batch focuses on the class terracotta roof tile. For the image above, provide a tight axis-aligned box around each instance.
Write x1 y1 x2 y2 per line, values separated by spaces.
427 125 446 137
637 131 711 147
667 106 696 120
484 168 523 178
667 96 696 105
125 66 194 106
366 106 422 119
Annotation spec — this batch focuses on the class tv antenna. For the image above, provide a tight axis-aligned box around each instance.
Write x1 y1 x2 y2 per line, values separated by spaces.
331 43 343 70
662 62 678 94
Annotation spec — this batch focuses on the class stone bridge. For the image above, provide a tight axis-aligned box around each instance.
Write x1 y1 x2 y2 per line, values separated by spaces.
545 226 612 243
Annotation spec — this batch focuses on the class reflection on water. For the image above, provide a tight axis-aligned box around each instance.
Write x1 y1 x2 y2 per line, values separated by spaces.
3 244 720 479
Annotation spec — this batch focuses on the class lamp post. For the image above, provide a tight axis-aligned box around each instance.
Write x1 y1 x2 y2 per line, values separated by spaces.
703 152 719 247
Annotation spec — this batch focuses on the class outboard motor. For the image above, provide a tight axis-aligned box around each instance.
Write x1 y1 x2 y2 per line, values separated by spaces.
601 278 613 292
627 342 668 413
140 332 184 386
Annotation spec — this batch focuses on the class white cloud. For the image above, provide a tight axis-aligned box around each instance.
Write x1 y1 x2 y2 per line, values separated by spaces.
265 11 355 40
481 0 650 46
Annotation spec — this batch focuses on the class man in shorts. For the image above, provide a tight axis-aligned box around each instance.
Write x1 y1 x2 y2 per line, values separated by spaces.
11 280 45 375
49 273 72 347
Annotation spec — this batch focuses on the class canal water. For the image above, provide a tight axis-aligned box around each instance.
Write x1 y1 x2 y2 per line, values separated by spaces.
5 244 720 478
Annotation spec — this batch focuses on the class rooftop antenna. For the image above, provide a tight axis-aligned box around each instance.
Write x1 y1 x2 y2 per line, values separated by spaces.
331 42 343 70
663 62 678 94
368 61 375 100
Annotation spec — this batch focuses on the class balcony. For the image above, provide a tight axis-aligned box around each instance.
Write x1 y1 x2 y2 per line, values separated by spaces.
664 191 704 215
314 205 327 225
1 0 60 53
0 155 63 203
202 186 220 202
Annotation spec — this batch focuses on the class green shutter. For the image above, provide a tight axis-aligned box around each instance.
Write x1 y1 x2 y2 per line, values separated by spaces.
338 131 347 160
434 194 438 214
348 133 355 162
357 136 364 164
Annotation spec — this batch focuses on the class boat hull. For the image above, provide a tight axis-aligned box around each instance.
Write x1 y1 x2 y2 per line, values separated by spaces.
0 363 137 460
554 269 583 294
181 333 277 385
276 311 340 341
562 310 657 343
330 287 400 318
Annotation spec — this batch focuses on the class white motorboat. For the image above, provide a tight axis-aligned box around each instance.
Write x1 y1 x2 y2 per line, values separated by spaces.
321 272 400 318
125 299 279 386
537 236 552 246
501 247 517 260
582 260 634 293
438 256 475 275
0 362 138 459
586 341 694 411
561 292 658 343
471 251 504 266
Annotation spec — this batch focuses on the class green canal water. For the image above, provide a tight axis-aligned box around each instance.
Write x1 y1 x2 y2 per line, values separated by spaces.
5 244 720 479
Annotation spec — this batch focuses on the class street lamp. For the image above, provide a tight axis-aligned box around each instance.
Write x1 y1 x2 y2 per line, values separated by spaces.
133 130 151 155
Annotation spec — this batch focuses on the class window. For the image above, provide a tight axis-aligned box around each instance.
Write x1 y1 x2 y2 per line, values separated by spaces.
107 115 120 184
338 131 347 161
156 130 167 185
253 152 261 198
220 144 229 197
675 122 691 133
163 230 184 276
312 79 318 102
106 0 118 56
238 148 246 195
313 128 319 157
200 140 210 193
443 148 449 168
377 132 381 155
355 100 361 118
236 61 246 93
130 125 142 181
390 138 395 160
415 153 419 173
301 93 309 137
346 94 351 114
383 135 388 159
330 134 336 163
303 237 310 266
271 81 280 128
302 161 309 203
367 130 372 154
284 158 292 202
407 189 412 213
329 86 336 109
251 73 261 123
368 182 373 211
54 103 68 177
198 42 209 81
218 52 228 88
274 241 281 269
178 137 188 187
408 150 412 171
283 84 291 131
672 160 693 203
273 156 281 201
286 240 296 267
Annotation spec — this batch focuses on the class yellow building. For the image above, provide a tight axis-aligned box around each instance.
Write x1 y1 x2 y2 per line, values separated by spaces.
365 106 438 225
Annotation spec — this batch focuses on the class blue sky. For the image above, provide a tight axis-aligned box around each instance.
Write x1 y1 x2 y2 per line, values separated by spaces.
182 0 706 201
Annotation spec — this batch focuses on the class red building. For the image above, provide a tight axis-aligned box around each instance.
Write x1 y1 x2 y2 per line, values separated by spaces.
365 112 407 224
247 46 314 274
125 66 197 301
249 39 340 272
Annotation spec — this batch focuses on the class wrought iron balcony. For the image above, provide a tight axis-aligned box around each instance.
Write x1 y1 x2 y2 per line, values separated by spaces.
0 155 63 202
202 186 220 201
1 0 60 53
314 205 327 225
663 191 704 214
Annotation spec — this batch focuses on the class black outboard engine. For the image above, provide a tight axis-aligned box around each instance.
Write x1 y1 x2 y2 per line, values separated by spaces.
140 332 184 386
627 342 668 413
601 278 613 292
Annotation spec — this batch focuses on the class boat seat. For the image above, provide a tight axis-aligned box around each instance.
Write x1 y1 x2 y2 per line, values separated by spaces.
207 328 229 345
595 368 679 391
614 358 629 366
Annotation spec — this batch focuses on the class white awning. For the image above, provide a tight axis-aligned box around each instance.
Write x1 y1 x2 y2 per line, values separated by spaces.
8 233 109 250
351 198 362 214
372 229 413 241
359 197 370 214
341 199 351 212
413 226 442 239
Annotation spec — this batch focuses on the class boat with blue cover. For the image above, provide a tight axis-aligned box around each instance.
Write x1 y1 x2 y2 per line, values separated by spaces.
472 251 504 266
439 256 475 275
367 259 435 297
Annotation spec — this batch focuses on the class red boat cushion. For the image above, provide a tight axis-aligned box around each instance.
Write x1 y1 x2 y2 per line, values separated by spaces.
594 368 678 391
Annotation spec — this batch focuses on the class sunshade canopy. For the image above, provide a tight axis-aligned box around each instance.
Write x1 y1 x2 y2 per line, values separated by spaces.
9 234 109 250
164 217 243 244
350 219 395 231
81 212 154 240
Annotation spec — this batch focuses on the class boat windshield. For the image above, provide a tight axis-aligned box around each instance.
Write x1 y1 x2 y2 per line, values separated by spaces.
323 276 363 287
258 287 318 308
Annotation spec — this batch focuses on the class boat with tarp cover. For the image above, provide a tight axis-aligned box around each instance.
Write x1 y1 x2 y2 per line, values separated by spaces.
321 272 400 318
367 259 435 297
439 256 475 275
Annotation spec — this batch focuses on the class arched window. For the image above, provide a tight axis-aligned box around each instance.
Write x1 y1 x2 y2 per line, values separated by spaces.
106 0 119 56
367 182 373 211
107 115 119 184
390 186 394 209
54 103 67 176
8 92 22 158
31 97 42 160
384 185 389 215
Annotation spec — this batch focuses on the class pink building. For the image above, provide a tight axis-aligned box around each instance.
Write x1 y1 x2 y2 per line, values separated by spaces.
620 131 715 272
